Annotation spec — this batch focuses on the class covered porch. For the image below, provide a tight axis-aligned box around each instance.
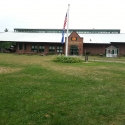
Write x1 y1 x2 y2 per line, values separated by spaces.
106 45 118 57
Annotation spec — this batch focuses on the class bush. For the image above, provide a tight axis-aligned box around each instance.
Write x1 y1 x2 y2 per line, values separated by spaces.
53 56 83 63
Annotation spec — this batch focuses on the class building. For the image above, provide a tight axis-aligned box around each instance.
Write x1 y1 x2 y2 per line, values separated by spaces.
0 28 125 57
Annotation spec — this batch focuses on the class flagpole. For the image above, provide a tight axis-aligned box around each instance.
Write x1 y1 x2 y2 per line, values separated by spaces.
65 4 70 57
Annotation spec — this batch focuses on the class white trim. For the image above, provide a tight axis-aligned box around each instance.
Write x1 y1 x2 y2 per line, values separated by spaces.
106 45 118 57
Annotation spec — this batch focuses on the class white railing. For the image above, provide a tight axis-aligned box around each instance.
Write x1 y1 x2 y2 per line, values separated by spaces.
106 54 117 57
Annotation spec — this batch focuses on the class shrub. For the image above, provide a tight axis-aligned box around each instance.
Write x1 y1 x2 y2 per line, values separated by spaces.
53 56 83 63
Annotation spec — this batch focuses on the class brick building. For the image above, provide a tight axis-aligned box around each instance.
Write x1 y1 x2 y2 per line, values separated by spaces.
0 28 125 57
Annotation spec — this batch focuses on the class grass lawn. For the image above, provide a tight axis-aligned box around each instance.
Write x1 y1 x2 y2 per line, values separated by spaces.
0 53 125 125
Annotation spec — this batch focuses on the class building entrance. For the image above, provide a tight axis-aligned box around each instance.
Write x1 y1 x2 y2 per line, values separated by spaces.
70 45 78 55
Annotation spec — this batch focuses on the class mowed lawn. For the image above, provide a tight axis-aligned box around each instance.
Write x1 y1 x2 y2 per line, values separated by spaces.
0 53 125 125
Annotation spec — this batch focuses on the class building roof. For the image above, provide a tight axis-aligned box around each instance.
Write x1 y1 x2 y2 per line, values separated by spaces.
0 32 62 43
106 45 117 49
0 32 125 44
79 33 125 44
14 28 120 34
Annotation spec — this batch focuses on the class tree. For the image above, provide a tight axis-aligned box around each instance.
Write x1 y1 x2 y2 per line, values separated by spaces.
4 28 8 32
0 42 11 49
0 41 16 52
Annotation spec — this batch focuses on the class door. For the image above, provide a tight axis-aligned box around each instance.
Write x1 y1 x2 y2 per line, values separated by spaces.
70 45 78 55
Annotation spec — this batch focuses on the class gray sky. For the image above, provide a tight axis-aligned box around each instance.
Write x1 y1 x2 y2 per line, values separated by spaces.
0 0 125 32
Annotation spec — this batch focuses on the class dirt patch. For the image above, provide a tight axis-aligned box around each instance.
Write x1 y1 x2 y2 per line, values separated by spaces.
0 67 21 74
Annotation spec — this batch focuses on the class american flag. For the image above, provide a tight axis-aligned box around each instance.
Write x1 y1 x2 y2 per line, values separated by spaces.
61 13 67 44
63 13 67 29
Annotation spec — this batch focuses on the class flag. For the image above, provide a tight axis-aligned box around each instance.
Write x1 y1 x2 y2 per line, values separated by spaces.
63 13 67 29
61 13 67 44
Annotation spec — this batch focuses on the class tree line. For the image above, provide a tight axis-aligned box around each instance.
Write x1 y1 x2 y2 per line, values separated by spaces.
0 28 16 52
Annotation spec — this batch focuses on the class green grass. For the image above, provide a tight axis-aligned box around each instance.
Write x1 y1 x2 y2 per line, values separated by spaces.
0 53 125 125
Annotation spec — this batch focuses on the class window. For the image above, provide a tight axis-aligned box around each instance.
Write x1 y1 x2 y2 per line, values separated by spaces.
114 49 117 54
19 43 23 50
49 46 55 52
31 45 37 52
39 45 45 52
57 46 63 53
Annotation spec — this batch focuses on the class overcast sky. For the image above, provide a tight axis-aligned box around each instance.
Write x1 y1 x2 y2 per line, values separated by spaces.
0 0 125 32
